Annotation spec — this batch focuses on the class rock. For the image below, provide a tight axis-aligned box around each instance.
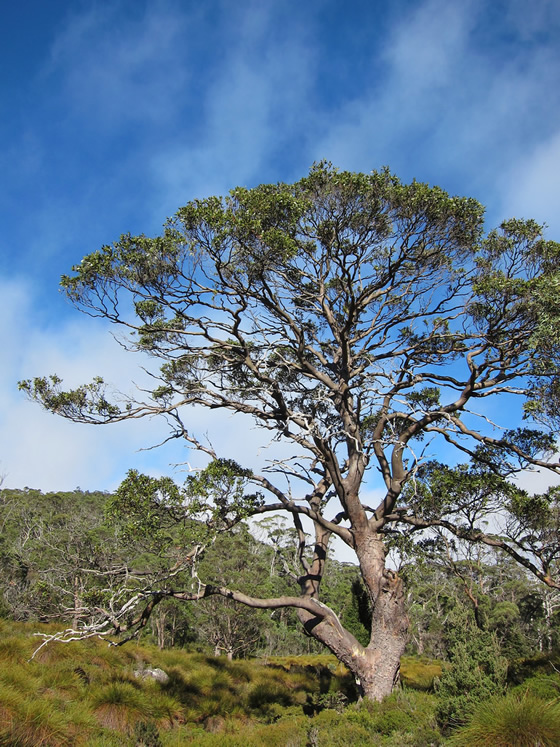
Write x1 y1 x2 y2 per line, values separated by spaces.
134 667 170 684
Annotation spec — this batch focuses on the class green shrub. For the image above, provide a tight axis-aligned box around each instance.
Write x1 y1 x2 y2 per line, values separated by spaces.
510 673 560 701
448 694 560 747
436 619 507 728
337 689 442 746
508 651 560 685
310 709 379 746
133 720 163 746
374 707 415 735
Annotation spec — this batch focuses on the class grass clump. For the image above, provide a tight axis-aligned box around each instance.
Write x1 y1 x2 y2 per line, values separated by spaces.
133 720 164 746
448 693 560 747
400 656 442 691
90 680 150 731
0 688 74 746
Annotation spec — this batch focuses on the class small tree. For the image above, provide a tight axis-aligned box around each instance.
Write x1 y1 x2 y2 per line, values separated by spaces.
21 164 560 700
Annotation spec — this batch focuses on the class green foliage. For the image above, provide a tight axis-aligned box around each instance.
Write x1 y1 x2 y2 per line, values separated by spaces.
507 650 560 685
319 561 372 648
18 374 121 421
510 673 560 701
107 470 189 547
436 611 508 729
405 460 524 521
0 487 119 624
184 458 264 526
106 460 264 552
487 601 528 659
133 720 163 747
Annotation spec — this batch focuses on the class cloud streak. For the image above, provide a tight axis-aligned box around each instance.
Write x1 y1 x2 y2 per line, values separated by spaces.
313 0 560 210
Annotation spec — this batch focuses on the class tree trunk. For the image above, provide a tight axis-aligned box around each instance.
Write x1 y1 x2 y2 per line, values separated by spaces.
155 611 166 649
72 575 81 629
299 532 408 701
357 532 408 698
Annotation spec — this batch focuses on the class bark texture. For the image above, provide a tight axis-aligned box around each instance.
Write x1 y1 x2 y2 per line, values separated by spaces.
297 532 408 700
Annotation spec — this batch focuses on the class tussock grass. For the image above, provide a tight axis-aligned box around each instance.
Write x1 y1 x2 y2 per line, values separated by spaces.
448 693 560 747
0 692 74 746
12 620 560 746
90 681 151 731
0 621 446 745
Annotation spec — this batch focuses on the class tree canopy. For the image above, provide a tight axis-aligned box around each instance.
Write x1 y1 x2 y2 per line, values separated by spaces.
20 163 560 699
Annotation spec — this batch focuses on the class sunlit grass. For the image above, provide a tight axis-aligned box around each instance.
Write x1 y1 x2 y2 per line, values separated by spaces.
89 680 152 731
448 693 560 747
0 620 450 745
400 655 443 690
0 686 75 746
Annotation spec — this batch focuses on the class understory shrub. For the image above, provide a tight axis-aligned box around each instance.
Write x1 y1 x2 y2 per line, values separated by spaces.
510 673 560 701
436 613 507 729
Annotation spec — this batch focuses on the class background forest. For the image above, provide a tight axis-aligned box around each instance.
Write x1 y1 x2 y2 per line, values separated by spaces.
2 486 560 745
3 487 559 661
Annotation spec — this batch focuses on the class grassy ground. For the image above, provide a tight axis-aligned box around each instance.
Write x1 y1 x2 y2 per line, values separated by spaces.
1 619 559 746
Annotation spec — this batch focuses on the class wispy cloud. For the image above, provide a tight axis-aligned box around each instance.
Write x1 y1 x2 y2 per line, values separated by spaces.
149 3 317 213
0 278 163 490
499 130 560 235
43 2 192 133
313 0 560 212
1 275 300 491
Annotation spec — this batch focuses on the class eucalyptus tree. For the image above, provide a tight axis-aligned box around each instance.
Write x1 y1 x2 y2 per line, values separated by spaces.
21 163 560 700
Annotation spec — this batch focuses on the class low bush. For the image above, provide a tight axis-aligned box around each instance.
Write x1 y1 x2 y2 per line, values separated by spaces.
510 673 560 701
436 626 507 728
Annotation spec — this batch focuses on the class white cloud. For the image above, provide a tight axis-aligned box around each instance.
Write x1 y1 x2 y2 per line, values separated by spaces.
383 0 477 96
43 2 192 132
312 0 560 207
499 130 560 234
514 466 560 495
149 4 316 213
0 277 317 495
0 278 164 491
311 0 479 172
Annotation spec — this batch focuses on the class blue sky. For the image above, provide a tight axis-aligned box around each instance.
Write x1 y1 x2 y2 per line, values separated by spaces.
2 0 560 494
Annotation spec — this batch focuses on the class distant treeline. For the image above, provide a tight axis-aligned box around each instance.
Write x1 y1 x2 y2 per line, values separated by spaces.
1 487 558 660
